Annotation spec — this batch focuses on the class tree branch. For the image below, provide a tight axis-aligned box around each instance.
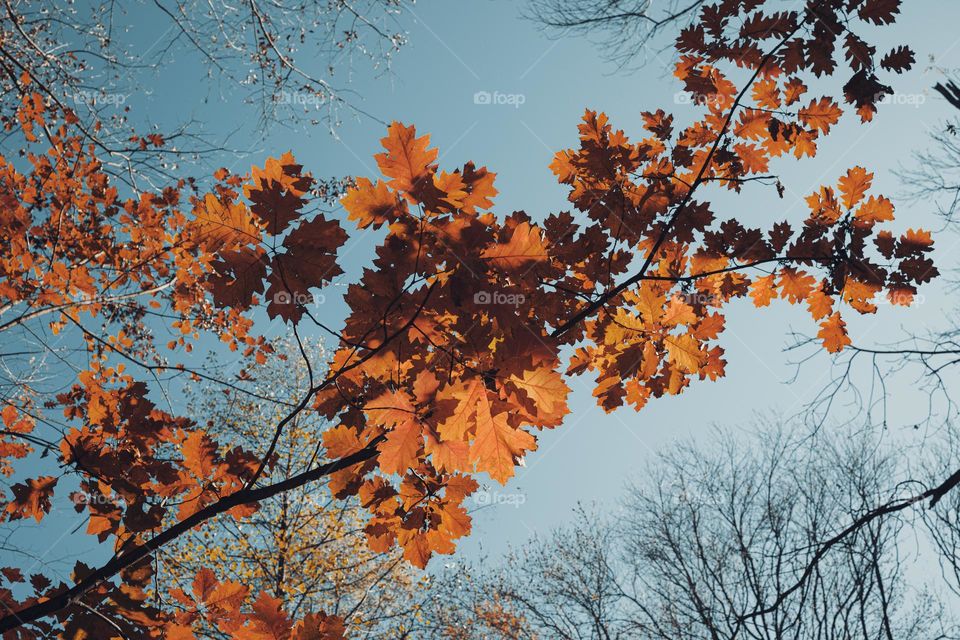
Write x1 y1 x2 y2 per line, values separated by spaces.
0 436 384 633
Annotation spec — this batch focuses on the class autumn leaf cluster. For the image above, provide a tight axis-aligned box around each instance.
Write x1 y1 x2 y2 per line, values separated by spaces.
0 0 937 636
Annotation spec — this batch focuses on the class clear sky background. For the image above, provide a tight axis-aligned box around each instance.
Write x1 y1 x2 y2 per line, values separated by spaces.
5 0 960 581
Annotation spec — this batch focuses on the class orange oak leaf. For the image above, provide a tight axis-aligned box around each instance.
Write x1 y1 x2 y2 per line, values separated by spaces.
182 431 217 479
437 379 485 442
735 109 770 140
424 431 471 474
375 122 438 197
293 612 347 640
735 142 769 174
855 195 895 225
364 389 417 429
749 275 777 307
807 286 834 320
191 568 248 612
377 419 422 476
752 77 781 109
783 78 808 105
480 222 548 269
470 393 536 484
837 166 873 209
191 194 261 253
459 162 499 213
817 312 852 353
508 367 571 427
798 97 843 133
322 425 366 459
236 592 292 639
664 334 705 373
341 177 404 230
805 186 841 224
365 389 422 475
778 267 816 303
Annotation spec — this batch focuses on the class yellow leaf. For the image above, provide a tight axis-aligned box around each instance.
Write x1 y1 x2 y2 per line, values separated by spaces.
664 333 704 373
470 393 535 484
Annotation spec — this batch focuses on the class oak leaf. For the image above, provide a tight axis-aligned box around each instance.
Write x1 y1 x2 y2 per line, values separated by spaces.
470 392 536 484
4 476 57 522
481 222 548 269
837 166 873 209
192 194 260 253
341 178 404 229
375 122 438 197
664 334 705 373
798 98 842 133
818 312 852 353
508 367 571 427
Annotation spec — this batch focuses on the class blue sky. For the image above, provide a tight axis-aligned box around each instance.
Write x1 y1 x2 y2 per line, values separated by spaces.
6 0 960 577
